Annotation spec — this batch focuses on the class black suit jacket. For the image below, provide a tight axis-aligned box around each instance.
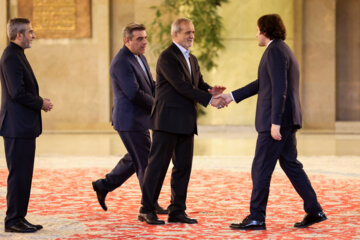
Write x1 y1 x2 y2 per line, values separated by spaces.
150 43 212 135
110 45 155 131
232 39 302 132
0 42 43 138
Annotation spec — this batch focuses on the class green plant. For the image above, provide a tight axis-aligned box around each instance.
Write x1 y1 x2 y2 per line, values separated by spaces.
149 0 228 71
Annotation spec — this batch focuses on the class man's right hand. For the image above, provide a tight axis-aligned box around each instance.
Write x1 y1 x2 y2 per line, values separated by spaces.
215 93 233 106
42 98 53 112
211 96 226 109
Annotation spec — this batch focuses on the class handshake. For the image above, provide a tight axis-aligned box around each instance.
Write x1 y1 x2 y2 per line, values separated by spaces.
208 85 233 109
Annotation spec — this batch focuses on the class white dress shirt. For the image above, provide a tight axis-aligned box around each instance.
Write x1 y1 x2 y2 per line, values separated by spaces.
173 41 192 75
135 55 147 75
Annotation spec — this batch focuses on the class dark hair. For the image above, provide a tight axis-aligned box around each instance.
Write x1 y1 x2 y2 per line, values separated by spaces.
7 18 31 40
257 14 286 40
123 23 146 40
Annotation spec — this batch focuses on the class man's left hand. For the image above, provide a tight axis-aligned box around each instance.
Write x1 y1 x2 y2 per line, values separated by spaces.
271 124 282 141
208 85 226 96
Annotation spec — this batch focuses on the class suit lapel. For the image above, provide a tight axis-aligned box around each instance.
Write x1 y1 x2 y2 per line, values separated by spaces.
171 44 192 82
189 55 197 85
122 46 154 93
129 52 152 90
139 55 155 90
258 47 269 78
259 40 279 75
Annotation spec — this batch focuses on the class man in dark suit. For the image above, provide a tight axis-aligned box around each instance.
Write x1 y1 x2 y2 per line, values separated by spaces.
92 23 167 214
138 18 226 225
0 18 53 233
219 14 327 230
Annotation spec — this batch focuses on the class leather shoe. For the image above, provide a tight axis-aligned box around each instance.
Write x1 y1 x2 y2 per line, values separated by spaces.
230 216 266 230
92 180 108 211
22 218 43 230
5 221 37 233
155 204 168 215
168 213 198 224
294 211 327 228
138 213 165 225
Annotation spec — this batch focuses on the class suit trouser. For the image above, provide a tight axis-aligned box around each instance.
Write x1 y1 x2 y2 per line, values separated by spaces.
249 127 322 221
3 137 35 227
140 130 194 215
102 130 151 191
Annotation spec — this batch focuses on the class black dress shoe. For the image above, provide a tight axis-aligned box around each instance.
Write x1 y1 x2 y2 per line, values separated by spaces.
155 204 169 215
22 218 43 230
168 213 198 224
138 213 165 225
5 221 37 233
230 216 266 230
92 180 108 211
294 211 327 228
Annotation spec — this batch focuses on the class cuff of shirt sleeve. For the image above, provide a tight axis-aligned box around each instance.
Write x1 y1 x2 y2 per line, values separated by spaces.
230 92 235 102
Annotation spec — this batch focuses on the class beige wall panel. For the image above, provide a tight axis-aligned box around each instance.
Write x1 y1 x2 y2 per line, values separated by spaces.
110 0 135 58
302 0 335 129
2 0 339 130
199 0 296 125
0 0 8 51
199 39 260 125
133 0 162 70
134 0 162 24
111 0 162 83
336 0 360 121
220 0 295 40
24 0 111 130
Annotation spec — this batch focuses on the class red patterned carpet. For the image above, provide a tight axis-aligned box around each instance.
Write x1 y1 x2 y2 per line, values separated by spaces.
0 167 359 239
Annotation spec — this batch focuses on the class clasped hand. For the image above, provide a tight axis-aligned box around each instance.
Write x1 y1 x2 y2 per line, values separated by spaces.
208 85 233 109
42 98 54 112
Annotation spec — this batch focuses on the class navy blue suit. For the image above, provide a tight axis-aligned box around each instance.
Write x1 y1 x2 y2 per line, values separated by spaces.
0 42 43 227
232 39 322 221
98 45 155 192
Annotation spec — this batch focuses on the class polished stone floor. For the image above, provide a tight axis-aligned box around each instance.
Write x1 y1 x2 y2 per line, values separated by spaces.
0 126 359 157
0 126 359 239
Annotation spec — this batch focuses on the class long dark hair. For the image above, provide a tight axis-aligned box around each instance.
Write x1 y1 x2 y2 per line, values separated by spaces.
257 14 286 40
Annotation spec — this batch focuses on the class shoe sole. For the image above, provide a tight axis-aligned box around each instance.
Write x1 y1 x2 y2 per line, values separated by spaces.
92 182 108 211
25 225 43 230
294 217 327 228
168 221 198 224
138 215 165 225
230 225 266 230
168 219 198 224
5 229 37 233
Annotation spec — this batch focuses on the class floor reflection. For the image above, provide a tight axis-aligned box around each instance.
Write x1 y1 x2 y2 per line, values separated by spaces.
0 126 358 156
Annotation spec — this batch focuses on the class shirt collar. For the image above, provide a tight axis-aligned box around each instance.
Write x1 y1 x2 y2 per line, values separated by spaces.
266 40 274 48
10 42 25 53
173 41 190 58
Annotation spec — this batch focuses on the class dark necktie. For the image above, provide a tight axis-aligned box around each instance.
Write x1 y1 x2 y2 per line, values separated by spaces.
136 55 152 86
